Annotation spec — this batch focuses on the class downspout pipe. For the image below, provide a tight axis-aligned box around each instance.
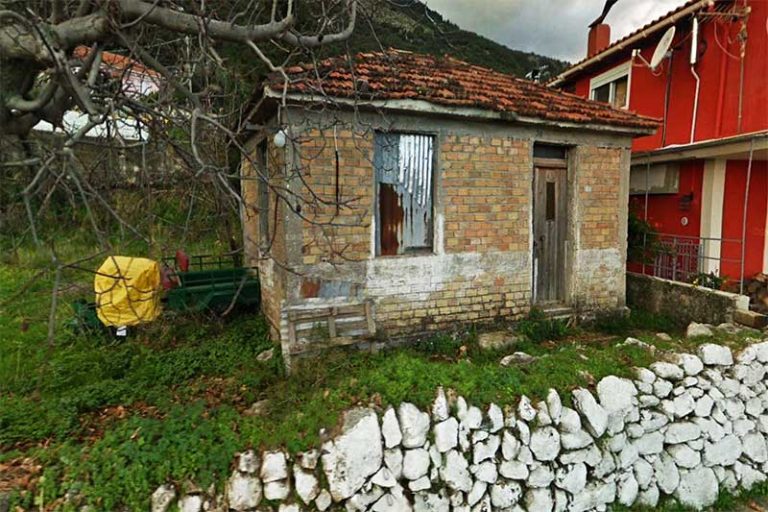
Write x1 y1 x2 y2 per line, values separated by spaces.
690 67 701 144
739 139 754 293
689 17 701 144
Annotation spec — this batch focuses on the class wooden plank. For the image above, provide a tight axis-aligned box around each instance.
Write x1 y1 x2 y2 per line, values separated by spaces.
365 301 376 335
288 319 297 346
327 308 337 338
533 157 568 169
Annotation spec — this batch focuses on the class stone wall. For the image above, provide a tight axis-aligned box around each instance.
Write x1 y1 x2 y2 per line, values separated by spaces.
156 340 768 512
627 272 750 325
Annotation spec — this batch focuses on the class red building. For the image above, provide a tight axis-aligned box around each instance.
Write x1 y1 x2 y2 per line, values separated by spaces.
551 0 768 285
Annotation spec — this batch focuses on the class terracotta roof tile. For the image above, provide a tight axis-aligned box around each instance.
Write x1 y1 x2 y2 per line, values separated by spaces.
73 46 161 79
267 49 659 131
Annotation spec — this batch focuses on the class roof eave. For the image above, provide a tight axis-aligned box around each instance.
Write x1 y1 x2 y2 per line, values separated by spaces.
263 86 658 137
549 0 713 88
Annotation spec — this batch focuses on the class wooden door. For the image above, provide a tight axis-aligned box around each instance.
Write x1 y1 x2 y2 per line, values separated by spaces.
533 165 567 304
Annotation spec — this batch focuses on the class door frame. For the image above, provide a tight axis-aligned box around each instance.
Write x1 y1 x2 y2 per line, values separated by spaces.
532 156 569 305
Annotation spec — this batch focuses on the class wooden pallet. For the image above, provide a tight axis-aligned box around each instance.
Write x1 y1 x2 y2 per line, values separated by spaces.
285 299 376 353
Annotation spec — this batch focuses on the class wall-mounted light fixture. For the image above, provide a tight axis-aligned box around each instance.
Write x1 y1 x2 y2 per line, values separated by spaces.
274 129 287 148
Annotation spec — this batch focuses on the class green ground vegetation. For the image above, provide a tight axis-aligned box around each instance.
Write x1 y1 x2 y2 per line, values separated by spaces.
0 243 765 510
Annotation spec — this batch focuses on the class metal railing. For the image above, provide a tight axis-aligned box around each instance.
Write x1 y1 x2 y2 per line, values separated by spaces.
631 233 745 291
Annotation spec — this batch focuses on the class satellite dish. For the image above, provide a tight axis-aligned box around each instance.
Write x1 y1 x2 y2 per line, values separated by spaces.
650 26 676 70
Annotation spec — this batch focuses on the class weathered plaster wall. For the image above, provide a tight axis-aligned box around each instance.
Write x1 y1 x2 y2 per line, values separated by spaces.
627 272 749 325
241 132 289 339
243 107 635 352
156 340 768 512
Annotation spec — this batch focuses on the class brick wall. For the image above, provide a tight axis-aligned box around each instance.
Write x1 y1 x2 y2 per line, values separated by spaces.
576 146 623 250
241 137 288 338
569 145 628 310
442 136 531 253
243 110 634 352
295 128 373 265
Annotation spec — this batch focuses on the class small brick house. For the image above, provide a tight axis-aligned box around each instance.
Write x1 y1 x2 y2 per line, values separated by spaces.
241 50 658 362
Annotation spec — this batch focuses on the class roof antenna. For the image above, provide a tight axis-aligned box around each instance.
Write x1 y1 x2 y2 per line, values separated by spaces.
589 0 622 27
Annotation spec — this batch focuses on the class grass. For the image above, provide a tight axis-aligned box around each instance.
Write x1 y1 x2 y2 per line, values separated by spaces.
1 242 766 510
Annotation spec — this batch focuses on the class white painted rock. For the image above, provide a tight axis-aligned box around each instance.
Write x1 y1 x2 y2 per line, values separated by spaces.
529 426 560 461
654 453 680 495
261 451 288 482
315 489 332 511
572 388 608 438
547 389 562 423
675 353 705 376
499 460 529 480
569 481 616 512
742 431 768 463
238 450 259 474
518 395 537 422
695 395 715 417
473 434 500 464
675 467 719 510
227 472 262 511
408 476 431 492
472 461 498 484
687 322 714 338
151 484 176 512
490 481 523 509
440 450 473 492
635 431 665 455
371 486 412 512
178 495 202 512
703 435 742 466
432 387 449 422
467 480 487 507
413 491 450 512
527 463 555 488
399 403 430 448
321 408 383 501
665 422 702 444
434 418 458 453
698 344 734 366
382 407 402 448
488 403 504 433
558 406 581 433
672 392 696 418
263 480 289 501
524 488 553 512
617 472 639 507
501 430 520 460
560 429 593 450
294 467 319 504
650 362 684 381
597 376 637 414
402 448 430 481
555 463 587 495
668 444 701 468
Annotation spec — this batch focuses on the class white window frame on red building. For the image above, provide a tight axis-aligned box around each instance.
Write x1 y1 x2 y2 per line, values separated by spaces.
589 61 632 109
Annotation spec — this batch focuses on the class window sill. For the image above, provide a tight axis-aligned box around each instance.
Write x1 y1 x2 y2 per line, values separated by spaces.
375 249 435 259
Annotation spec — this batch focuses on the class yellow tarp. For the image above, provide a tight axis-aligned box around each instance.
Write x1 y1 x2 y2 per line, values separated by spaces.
94 256 162 327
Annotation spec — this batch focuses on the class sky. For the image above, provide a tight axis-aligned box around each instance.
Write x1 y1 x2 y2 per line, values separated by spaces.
423 0 689 62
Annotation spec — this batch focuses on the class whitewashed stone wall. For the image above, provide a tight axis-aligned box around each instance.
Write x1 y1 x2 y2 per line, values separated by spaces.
155 341 768 512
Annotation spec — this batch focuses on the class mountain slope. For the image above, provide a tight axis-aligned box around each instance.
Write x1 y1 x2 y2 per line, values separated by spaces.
347 0 569 79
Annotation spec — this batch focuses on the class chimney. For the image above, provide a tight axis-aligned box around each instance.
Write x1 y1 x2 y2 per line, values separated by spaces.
587 24 611 58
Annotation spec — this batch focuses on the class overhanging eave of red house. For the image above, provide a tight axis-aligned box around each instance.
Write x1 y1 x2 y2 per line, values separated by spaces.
632 130 768 164
549 0 721 88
